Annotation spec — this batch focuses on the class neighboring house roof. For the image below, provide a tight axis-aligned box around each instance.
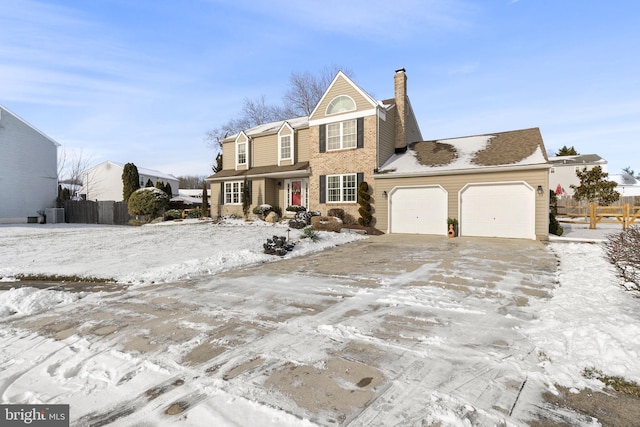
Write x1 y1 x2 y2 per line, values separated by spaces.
0 104 61 147
378 128 548 176
110 162 178 181
209 161 310 181
170 195 202 205
222 116 309 143
610 173 639 186
178 189 210 198
548 154 606 165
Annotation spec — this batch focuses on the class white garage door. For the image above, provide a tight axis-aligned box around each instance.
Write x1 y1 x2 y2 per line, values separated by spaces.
390 186 448 235
460 182 535 239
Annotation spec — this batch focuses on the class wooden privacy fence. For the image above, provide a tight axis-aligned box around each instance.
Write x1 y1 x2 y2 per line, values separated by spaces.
556 202 640 229
64 200 130 225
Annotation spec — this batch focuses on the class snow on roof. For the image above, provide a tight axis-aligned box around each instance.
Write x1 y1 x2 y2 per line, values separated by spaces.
170 195 202 205
548 154 606 164
111 162 178 181
225 116 309 141
610 173 639 186
378 128 547 176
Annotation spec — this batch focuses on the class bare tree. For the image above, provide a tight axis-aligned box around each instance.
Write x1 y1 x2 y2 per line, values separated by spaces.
283 65 353 117
58 147 92 199
178 175 208 189
205 65 354 169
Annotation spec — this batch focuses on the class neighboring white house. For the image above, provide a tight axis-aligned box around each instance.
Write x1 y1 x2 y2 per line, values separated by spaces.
610 173 640 197
81 161 179 201
548 154 607 197
171 189 211 206
0 104 59 223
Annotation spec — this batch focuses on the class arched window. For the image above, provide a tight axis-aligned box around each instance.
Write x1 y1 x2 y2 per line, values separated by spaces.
326 95 356 115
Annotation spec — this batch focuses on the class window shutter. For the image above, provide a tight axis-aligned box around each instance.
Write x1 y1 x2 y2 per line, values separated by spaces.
357 172 364 187
247 180 253 204
220 182 225 205
319 175 326 203
357 117 364 148
319 124 326 153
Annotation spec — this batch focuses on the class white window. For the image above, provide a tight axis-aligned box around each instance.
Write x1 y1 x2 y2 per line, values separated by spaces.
327 119 357 151
327 173 357 203
237 142 247 165
280 135 291 160
326 95 356 115
224 181 244 204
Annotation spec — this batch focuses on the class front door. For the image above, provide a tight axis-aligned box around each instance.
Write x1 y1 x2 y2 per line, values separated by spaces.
285 178 308 208
291 180 302 205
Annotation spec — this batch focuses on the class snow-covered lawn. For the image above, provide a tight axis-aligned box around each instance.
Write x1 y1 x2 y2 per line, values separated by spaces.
0 219 364 285
0 219 638 426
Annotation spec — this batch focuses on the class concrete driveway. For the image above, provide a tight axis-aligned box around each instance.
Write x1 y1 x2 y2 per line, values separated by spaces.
7 234 574 426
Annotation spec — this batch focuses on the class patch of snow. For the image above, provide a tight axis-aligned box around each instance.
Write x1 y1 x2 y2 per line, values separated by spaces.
0 287 82 318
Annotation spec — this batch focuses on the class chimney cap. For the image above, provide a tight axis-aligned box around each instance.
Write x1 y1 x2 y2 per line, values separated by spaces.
395 68 406 74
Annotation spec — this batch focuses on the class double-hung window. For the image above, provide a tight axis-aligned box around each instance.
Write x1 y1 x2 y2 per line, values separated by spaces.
327 173 357 203
280 135 291 160
327 119 357 151
224 181 243 204
237 142 247 166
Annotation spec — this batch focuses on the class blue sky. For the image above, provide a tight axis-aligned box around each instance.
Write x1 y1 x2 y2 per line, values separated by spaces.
1 0 639 179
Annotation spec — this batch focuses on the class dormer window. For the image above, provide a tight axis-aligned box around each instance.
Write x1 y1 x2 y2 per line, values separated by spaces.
235 132 249 169
237 141 247 165
326 95 356 115
278 122 294 165
280 135 291 160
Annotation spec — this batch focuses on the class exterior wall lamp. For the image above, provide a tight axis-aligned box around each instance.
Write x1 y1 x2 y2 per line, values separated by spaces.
382 190 388 197
537 185 544 195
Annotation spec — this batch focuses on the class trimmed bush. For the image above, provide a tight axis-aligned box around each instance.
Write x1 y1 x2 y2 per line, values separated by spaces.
311 215 342 232
286 205 307 213
549 213 563 236
164 209 182 220
127 188 169 220
357 181 373 226
186 208 202 218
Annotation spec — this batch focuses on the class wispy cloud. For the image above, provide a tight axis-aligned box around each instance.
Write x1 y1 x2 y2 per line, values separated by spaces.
209 0 476 41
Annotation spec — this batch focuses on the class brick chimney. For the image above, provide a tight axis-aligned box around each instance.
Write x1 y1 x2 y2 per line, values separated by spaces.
394 68 407 151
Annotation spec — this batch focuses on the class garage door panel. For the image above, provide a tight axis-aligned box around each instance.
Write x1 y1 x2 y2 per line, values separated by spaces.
460 183 535 239
390 187 447 235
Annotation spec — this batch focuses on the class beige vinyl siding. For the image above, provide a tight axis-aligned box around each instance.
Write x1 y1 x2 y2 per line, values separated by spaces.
296 128 310 163
222 141 235 170
374 168 549 240
378 109 396 168
310 75 375 121
252 134 278 167
404 98 423 143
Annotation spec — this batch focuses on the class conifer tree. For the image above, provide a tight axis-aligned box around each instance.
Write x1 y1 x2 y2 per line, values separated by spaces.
202 182 209 217
571 166 620 206
122 163 140 202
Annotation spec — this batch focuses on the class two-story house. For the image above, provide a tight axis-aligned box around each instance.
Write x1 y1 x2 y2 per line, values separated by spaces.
0 104 59 223
548 154 608 198
209 69 421 221
208 69 550 240
81 161 179 201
